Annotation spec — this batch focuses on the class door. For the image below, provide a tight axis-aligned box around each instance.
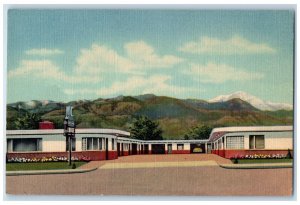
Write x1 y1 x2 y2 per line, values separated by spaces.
207 143 212 154
132 143 137 155
167 144 172 154
151 144 165 154
105 138 109 160
144 144 149 154
117 143 120 156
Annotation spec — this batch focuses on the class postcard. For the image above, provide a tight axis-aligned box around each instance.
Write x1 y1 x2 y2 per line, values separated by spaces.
5 7 294 197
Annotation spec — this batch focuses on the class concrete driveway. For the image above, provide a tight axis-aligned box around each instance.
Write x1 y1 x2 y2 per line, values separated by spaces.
6 154 293 196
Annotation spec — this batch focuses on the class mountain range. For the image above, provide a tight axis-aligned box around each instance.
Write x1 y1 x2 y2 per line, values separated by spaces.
6 92 293 139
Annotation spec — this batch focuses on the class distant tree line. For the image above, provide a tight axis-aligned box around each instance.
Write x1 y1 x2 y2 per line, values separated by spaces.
183 125 213 140
129 115 212 140
7 112 41 130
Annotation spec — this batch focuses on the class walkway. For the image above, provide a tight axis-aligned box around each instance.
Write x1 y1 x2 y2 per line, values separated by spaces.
79 154 232 170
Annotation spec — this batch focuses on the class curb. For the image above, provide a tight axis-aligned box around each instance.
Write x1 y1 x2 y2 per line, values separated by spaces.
218 163 293 169
6 167 98 176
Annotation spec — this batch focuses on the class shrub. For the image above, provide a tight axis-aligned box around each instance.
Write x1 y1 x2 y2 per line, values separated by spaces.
72 163 76 169
286 149 293 159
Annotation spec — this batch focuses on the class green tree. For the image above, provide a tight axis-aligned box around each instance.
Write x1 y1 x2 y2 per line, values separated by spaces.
130 116 163 140
14 113 41 130
184 125 213 140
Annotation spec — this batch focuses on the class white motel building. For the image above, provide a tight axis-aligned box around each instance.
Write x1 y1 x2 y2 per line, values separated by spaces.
6 125 293 161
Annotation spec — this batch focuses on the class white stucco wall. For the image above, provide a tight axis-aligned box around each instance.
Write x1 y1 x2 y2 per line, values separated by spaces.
223 131 292 150
264 132 293 149
172 143 177 150
42 135 66 152
184 143 189 150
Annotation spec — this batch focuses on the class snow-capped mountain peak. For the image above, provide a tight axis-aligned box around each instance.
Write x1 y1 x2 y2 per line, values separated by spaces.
25 100 38 108
209 91 293 111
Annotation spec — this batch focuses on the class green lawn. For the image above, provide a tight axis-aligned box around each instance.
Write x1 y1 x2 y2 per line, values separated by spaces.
231 158 293 164
6 161 87 171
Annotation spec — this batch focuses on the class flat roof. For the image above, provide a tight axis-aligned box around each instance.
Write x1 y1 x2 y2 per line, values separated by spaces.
6 129 130 136
208 125 293 142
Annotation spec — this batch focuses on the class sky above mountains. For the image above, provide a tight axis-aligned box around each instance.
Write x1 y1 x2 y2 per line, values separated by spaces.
7 9 294 104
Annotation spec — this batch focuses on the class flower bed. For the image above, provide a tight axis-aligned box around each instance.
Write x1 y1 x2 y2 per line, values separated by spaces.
7 156 91 163
244 154 286 159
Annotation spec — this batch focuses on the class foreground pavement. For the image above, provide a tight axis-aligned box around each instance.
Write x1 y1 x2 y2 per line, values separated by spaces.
6 155 293 196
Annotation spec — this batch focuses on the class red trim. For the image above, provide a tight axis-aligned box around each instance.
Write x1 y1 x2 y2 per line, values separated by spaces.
218 150 225 158
171 150 190 154
107 151 118 160
122 151 129 156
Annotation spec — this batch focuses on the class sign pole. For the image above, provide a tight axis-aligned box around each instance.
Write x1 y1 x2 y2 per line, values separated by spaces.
64 106 75 167
68 135 72 166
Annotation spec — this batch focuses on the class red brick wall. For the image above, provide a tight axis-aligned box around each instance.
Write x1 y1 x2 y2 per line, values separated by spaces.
107 151 118 160
122 151 129 156
218 150 225 158
171 150 190 154
39 122 55 129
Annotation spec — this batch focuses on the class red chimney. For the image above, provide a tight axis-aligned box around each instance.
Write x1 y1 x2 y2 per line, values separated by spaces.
39 121 55 129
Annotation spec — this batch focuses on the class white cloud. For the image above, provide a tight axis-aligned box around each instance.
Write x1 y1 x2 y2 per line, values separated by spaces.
25 48 64 56
8 60 100 83
75 44 137 75
179 35 276 55
184 63 264 83
10 42 183 86
75 41 183 76
63 75 198 97
124 41 184 68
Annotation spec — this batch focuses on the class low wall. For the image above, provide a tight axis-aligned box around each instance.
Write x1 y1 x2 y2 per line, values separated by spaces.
7 150 118 161
170 150 190 154
107 151 118 160
211 149 293 159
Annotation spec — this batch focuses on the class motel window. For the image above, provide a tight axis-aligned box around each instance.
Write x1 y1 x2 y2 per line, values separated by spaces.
177 144 184 150
10 138 42 152
66 137 76 151
99 138 103 150
226 136 244 150
124 143 128 150
82 137 104 151
93 138 98 150
249 135 265 149
112 139 115 150
218 139 222 149
7 139 13 152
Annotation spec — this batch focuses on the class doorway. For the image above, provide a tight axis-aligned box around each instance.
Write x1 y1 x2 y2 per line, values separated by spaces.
105 138 109 160
151 144 165 154
167 144 172 154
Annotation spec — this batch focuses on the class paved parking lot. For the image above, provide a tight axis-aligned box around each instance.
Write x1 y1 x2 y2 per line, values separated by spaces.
6 154 293 196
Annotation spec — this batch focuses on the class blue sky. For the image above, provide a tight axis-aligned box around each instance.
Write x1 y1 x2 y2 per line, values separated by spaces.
7 9 294 104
